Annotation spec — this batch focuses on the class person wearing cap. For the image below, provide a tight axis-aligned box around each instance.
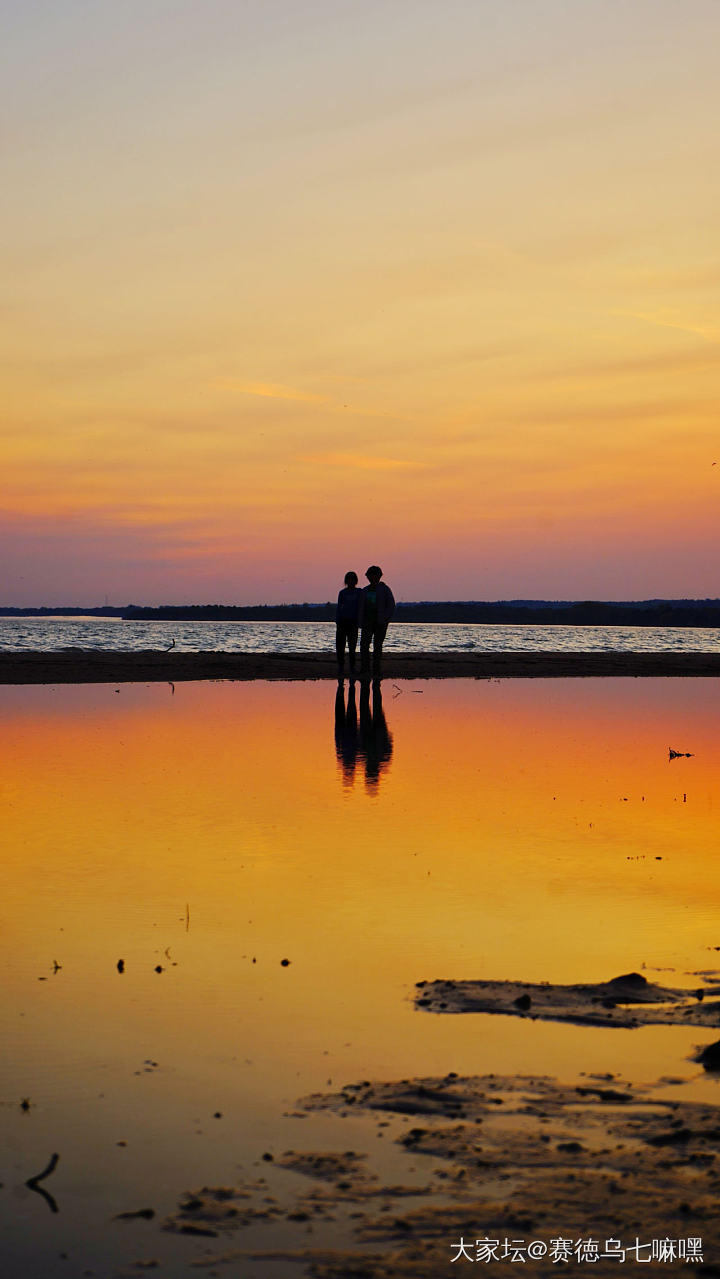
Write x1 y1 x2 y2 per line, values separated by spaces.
358 565 395 679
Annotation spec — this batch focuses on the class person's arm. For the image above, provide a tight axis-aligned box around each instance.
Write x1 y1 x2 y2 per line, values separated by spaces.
385 585 395 620
357 588 365 627
336 590 343 624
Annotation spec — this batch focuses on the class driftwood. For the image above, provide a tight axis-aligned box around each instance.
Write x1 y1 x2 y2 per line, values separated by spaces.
25 1152 60 1214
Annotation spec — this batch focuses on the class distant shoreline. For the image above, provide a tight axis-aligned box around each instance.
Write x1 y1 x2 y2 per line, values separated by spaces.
2 650 720 684
2 599 720 627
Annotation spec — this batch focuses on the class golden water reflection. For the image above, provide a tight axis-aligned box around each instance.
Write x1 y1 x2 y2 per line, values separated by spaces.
1 677 720 1271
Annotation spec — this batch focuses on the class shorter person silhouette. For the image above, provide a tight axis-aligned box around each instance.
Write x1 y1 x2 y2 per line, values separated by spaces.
359 565 395 679
335 570 361 679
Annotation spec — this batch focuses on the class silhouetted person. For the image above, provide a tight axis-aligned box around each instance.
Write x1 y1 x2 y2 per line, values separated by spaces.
359 679 393 790
336 570 361 680
334 681 359 787
359 565 395 679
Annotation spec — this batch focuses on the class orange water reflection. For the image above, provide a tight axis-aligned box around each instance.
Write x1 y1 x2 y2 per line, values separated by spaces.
3 678 719 1056
2 677 720 1264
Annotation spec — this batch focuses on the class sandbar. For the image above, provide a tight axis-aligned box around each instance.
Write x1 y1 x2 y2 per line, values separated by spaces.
415 970 720 1029
2 649 720 684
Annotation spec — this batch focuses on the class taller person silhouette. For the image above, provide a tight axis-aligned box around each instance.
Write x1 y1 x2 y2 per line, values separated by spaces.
359 565 395 680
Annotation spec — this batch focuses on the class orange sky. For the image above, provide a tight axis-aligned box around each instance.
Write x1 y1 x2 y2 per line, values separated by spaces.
3 1 719 604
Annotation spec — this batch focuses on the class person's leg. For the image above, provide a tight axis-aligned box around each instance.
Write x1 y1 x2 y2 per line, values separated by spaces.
360 625 372 676
347 624 358 676
336 623 347 676
372 623 388 676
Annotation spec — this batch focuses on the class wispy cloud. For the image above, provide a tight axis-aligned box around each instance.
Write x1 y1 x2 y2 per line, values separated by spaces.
611 309 720 342
475 395 717 430
217 380 330 404
217 379 410 422
301 451 423 471
539 346 719 382
616 264 720 293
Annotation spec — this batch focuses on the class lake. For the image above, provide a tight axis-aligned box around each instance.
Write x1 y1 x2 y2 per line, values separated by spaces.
2 677 720 1276
2 617 720 655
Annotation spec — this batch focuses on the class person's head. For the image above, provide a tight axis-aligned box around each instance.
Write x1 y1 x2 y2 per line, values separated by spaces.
365 565 383 584
344 570 358 588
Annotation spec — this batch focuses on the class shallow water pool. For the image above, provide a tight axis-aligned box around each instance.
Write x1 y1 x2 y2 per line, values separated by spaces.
2 678 720 1276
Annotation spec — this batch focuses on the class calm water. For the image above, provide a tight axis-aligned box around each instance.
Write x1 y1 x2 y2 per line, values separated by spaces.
2 678 720 1276
2 616 720 653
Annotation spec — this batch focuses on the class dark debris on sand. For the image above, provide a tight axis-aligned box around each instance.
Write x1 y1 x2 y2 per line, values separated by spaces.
164 1071 720 1277
415 971 720 1028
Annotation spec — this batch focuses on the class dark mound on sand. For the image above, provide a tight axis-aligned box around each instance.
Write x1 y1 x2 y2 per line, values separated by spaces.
415 972 720 1028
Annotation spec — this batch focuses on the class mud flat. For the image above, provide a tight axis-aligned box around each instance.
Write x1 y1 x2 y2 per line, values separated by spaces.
160 1072 720 1277
415 971 720 1029
154 976 720 1276
2 649 720 684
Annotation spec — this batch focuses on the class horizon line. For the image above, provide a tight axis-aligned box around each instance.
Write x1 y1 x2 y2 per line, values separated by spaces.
3 598 720 612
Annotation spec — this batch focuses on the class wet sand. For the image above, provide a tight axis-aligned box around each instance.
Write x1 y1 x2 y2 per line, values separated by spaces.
159 971 720 1275
2 649 720 683
415 970 720 1029
160 1071 720 1277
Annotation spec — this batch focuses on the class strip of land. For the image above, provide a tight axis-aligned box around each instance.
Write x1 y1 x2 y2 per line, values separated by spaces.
1 650 720 684
415 970 720 1029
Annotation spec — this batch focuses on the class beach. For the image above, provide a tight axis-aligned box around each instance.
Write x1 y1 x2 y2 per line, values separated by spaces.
2 649 720 683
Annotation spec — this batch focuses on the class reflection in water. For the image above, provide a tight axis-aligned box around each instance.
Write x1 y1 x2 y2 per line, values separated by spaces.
360 680 393 791
334 679 393 790
4 678 720 1278
334 681 358 786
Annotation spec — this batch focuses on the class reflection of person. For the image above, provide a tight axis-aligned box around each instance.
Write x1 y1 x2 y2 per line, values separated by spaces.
359 679 393 790
336 570 361 680
334 681 359 787
333 678 393 792
359 566 395 679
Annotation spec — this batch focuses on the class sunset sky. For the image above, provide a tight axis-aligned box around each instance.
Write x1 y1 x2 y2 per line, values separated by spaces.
3 0 719 605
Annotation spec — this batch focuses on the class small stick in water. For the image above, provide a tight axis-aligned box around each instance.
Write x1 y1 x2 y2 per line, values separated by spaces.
26 1152 59 1188
26 1153 60 1214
